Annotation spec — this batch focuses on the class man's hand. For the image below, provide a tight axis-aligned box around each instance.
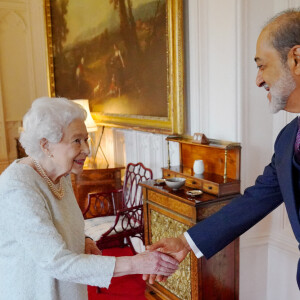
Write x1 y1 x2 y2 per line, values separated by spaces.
85 238 102 255
143 234 191 284
147 234 191 262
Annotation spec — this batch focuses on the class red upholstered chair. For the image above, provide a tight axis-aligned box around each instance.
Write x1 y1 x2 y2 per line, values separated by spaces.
83 162 153 254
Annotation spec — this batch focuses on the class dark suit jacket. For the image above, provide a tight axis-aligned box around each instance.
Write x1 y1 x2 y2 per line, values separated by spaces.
187 116 300 286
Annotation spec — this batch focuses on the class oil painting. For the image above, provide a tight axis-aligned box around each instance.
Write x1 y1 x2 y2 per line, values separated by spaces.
45 0 184 133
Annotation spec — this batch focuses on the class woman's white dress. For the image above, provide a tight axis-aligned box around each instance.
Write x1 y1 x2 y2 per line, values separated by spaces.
0 160 115 300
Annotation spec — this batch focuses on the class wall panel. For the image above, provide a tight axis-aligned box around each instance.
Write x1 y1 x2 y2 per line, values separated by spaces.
0 0 44 165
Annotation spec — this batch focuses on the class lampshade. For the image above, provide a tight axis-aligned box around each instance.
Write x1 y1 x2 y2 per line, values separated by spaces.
72 99 97 132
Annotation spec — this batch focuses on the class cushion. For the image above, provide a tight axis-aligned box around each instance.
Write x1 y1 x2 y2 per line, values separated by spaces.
84 215 141 241
84 216 115 241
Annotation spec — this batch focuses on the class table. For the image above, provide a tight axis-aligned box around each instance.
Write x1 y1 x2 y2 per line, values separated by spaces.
71 165 124 213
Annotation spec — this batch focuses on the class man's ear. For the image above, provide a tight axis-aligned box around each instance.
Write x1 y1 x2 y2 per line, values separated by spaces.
290 46 300 76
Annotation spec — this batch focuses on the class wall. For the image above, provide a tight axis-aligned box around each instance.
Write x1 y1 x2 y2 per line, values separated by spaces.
0 0 48 172
0 0 299 298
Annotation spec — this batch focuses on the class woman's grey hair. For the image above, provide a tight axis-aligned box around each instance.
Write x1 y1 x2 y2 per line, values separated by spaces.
265 9 300 63
19 97 87 159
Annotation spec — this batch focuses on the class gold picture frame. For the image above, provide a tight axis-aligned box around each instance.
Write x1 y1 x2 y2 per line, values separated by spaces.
45 0 184 134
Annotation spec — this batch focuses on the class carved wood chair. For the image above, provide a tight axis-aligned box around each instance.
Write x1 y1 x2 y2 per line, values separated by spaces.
83 162 153 254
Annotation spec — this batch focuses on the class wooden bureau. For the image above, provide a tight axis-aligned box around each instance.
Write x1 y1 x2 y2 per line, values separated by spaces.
141 137 241 300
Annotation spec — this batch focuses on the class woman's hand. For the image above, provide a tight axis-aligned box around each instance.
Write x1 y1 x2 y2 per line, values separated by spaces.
85 238 102 255
113 250 179 277
142 235 191 284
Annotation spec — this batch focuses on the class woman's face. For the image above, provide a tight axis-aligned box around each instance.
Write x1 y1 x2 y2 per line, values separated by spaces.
48 118 90 176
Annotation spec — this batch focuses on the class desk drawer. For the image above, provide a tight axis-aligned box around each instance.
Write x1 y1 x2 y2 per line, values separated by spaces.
202 182 219 195
162 169 220 196
148 190 195 219
162 170 175 178
185 177 202 189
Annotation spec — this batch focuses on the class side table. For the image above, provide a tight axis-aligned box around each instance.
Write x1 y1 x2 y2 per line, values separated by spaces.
71 165 124 213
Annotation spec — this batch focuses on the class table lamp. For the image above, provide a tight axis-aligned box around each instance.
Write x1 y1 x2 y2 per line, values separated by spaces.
72 99 97 132
72 99 108 168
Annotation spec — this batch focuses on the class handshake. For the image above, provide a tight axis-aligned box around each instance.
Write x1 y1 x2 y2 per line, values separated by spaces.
137 234 192 284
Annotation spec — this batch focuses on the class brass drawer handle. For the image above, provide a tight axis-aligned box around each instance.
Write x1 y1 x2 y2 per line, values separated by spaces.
192 181 197 184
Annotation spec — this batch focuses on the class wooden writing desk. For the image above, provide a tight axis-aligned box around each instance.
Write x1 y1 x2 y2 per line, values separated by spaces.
141 181 239 300
141 136 241 300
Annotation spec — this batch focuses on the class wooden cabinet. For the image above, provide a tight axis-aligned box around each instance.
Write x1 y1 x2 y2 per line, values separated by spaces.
164 136 241 197
71 165 124 213
141 137 241 300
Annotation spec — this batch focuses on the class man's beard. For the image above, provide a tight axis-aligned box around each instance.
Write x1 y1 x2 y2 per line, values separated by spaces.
269 66 296 114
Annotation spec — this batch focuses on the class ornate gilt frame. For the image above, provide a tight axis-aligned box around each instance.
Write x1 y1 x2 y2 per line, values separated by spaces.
44 0 184 134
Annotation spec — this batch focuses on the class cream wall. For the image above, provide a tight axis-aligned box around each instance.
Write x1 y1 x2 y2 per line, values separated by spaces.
0 0 299 298
0 0 48 172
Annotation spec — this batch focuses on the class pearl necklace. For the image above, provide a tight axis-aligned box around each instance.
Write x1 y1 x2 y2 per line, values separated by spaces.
32 159 64 200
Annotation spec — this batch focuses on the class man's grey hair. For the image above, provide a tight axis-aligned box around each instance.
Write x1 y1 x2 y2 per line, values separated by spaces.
264 8 300 63
20 97 87 159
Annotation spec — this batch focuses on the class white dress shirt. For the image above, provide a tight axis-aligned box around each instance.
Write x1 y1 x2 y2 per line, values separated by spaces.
184 232 203 258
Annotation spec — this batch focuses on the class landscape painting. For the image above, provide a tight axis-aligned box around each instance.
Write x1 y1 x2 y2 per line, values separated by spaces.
45 0 184 133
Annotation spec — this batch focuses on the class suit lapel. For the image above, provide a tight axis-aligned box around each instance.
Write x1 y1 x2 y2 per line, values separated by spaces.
276 117 300 234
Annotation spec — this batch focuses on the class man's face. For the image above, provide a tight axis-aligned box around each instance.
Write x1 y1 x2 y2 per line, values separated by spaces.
255 30 296 113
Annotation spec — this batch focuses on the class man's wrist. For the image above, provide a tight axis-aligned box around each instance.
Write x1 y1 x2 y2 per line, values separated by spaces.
179 234 191 251
183 232 203 258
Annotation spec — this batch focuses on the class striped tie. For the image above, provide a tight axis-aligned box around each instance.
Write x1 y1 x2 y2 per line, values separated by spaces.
295 117 300 164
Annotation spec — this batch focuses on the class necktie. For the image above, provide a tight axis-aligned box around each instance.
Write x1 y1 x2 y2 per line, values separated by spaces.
294 117 300 164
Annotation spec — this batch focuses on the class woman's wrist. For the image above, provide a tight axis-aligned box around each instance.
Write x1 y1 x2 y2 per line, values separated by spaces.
113 256 133 277
85 236 93 241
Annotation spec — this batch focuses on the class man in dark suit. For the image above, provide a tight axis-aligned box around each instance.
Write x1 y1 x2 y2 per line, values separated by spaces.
146 9 300 288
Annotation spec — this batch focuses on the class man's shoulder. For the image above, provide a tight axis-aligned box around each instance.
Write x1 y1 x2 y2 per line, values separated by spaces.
276 116 298 141
283 116 298 130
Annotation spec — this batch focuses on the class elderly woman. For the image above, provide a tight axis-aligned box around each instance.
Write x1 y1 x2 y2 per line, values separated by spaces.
0 97 178 300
